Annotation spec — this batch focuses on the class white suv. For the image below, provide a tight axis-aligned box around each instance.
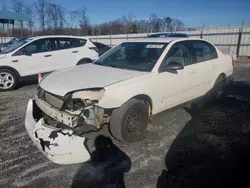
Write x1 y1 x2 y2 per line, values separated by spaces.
0 36 99 91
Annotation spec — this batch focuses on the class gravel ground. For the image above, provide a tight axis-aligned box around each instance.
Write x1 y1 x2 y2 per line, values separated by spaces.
1 64 250 188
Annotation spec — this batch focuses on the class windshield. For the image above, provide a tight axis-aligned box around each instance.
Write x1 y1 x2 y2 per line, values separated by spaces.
94 42 168 72
6 38 18 45
0 39 31 54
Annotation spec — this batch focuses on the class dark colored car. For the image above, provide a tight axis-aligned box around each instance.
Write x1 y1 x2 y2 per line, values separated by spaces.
147 33 189 38
92 42 112 56
0 37 20 48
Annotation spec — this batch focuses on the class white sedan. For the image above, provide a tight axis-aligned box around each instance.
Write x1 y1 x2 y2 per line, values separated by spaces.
0 35 98 91
25 38 233 164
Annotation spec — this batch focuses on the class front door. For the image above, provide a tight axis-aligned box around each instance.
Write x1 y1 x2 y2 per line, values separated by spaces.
158 41 197 110
10 38 54 76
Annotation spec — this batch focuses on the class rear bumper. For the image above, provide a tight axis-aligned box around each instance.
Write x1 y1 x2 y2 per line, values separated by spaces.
25 99 91 165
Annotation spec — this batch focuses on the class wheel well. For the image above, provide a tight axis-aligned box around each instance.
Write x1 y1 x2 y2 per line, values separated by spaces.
77 58 93 65
132 94 153 115
219 73 226 78
0 66 20 78
219 73 226 84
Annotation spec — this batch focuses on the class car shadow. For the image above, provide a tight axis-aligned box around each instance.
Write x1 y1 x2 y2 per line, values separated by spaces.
71 135 131 188
17 75 38 89
157 81 250 188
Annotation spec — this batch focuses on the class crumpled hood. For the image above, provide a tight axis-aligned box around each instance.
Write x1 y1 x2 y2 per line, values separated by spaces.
40 63 146 96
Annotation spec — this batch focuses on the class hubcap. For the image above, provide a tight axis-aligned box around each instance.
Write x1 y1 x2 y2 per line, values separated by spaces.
0 72 14 89
125 108 143 135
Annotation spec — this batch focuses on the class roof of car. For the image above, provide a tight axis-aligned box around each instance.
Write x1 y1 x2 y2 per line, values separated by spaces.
148 32 188 35
127 37 190 43
28 35 88 40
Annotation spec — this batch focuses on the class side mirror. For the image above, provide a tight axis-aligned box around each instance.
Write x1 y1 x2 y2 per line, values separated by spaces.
165 61 184 71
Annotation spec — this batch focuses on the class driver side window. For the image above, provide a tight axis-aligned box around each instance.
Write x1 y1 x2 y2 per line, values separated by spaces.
165 43 189 66
19 39 52 55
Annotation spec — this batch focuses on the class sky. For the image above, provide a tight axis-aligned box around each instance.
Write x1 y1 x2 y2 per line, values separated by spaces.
26 0 250 27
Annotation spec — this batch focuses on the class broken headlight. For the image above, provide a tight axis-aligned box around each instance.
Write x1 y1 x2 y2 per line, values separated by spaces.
71 89 105 101
64 89 105 111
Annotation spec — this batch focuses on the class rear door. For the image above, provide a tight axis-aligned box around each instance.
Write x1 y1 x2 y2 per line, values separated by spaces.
187 40 219 98
49 37 77 70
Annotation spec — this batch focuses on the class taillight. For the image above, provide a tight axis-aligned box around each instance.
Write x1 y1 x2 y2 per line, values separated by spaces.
0 48 1 52
89 47 98 52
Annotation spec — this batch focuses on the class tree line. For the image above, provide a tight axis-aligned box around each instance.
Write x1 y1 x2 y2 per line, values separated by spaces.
0 0 186 37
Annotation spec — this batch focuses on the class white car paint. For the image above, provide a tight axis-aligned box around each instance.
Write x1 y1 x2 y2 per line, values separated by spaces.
40 63 147 96
0 35 99 77
25 38 233 164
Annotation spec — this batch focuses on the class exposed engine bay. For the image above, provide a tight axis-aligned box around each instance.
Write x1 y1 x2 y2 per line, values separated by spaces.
35 87 110 136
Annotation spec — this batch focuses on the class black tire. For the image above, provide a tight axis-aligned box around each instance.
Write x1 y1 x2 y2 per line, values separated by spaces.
213 75 225 99
77 58 93 65
0 69 18 91
109 99 149 143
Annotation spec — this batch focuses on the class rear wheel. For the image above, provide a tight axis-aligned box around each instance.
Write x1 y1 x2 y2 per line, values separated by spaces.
109 99 149 143
0 69 18 91
213 75 225 99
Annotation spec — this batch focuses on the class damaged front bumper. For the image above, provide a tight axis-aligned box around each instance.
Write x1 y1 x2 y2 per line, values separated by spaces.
25 99 91 165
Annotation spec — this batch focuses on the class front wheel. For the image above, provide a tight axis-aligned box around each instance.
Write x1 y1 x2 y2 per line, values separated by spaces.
109 99 149 143
77 58 93 65
0 69 18 91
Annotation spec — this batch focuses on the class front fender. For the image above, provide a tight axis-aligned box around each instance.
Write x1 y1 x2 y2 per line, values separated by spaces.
98 75 159 114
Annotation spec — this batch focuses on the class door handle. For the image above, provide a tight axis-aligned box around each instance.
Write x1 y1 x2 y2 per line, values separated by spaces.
72 51 78 53
213 64 217 68
12 60 18 63
189 70 196 74
44 54 51 57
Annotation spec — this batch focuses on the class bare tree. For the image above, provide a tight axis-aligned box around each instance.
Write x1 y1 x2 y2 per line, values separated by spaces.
34 0 47 32
10 0 25 12
122 14 135 34
46 3 66 34
1 0 10 10
24 4 35 35
78 7 89 35
170 19 184 31
10 0 26 36
135 19 150 33
58 6 66 30
165 17 172 32
50 3 59 31
149 13 158 33
67 10 80 28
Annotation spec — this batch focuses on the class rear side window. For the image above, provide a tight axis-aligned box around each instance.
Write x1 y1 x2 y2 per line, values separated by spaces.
73 39 87 47
51 38 74 50
192 41 218 63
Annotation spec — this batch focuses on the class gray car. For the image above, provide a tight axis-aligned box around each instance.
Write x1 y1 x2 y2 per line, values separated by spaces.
147 33 189 38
